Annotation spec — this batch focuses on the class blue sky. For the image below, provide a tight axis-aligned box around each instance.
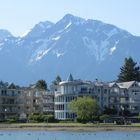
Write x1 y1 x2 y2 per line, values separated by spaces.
0 0 140 36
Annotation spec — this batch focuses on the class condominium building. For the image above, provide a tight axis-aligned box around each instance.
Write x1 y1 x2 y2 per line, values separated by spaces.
53 74 140 120
0 75 140 121
54 74 109 120
108 81 140 115
23 89 54 116
0 88 26 120
42 93 54 114
0 88 54 120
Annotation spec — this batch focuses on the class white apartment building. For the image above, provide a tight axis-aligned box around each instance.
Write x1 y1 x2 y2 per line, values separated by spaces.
54 74 140 120
54 74 109 120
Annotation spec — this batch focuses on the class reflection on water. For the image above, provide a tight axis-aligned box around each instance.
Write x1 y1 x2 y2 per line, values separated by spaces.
0 131 140 140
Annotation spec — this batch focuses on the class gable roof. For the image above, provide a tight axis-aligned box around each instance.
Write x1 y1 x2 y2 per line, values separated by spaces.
108 81 139 89
117 81 136 89
108 82 118 88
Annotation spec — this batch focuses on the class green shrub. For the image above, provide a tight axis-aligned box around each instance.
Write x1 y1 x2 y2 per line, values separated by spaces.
99 114 110 122
28 114 43 122
6 119 17 123
42 114 55 122
28 114 56 123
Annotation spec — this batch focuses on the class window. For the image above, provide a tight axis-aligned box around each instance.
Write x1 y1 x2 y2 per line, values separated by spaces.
104 89 107 94
103 97 107 102
81 87 87 93
12 91 15 96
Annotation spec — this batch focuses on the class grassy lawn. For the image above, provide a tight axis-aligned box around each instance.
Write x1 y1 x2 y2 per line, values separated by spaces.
1 122 140 127
131 123 140 126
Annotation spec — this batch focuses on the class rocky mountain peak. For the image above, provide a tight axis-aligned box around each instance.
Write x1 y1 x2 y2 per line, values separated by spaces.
0 14 139 85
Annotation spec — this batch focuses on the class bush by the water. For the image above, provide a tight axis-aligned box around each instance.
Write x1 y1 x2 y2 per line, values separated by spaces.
28 114 57 123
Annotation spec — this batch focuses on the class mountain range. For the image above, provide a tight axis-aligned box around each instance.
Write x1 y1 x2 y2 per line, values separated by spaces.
0 14 140 85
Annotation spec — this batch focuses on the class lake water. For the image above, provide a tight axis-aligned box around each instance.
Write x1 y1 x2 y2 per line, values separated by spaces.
0 131 140 140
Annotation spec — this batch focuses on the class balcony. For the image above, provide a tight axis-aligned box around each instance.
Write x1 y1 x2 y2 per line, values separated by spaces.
0 103 18 106
109 101 119 105
0 109 18 114
120 101 129 104
110 92 129 97
109 92 118 96
119 93 129 97
78 91 96 95
0 95 18 98
43 110 54 112
55 91 79 95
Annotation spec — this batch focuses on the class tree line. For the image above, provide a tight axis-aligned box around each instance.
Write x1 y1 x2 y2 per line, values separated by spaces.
31 57 140 90
1 57 139 90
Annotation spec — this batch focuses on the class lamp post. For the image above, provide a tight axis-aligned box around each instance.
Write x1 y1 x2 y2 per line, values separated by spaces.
4 108 7 120
121 106 124 116
121 106 126 124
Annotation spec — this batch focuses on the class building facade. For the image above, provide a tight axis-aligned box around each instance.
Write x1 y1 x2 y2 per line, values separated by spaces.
108 81 140 116
0 75 140 121
54 74 140 120
54 74 109 120
0 88 26 120
0 88 54 120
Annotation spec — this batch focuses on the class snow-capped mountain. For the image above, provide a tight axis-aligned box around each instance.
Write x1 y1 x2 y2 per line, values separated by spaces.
0 14 140 85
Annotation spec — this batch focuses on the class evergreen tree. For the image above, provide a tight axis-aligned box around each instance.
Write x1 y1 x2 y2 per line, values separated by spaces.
118 57 140 82
35 80 47 90
52 75 62 85
56 75 62 83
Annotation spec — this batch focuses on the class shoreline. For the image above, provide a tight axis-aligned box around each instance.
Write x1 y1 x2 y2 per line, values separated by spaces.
0 124 140 131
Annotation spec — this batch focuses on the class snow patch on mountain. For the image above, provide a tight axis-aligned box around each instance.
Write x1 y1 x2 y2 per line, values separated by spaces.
56 53 64 58
52 36 61 41
30 48 51 62
35 39 43 44
64 22 72 29
21 29 31 37
109 41 119 55
110 46 116 55
53 50 65 58
66 29 71 33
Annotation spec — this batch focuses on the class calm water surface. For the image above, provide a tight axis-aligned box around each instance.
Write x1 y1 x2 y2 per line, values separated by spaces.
0 131 140 140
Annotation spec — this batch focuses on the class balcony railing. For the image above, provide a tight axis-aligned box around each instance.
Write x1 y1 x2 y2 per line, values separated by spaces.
110 92 129 97
0 110 18 113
